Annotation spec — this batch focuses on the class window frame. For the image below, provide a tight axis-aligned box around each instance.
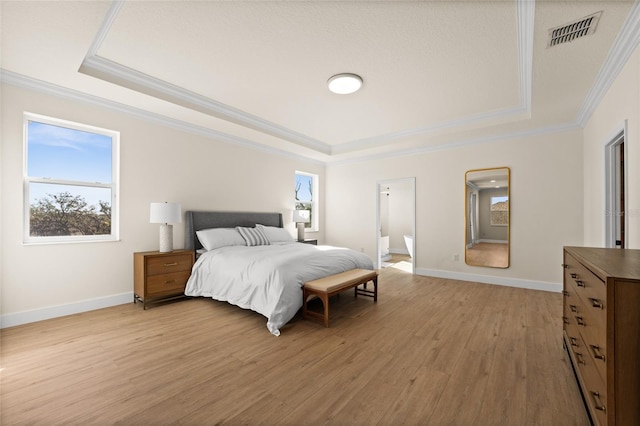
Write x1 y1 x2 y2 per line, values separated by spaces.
295 171 319 232
23 112 120 244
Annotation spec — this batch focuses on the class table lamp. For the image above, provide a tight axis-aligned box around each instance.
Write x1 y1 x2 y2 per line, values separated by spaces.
292 209 310 242
150 202 181 252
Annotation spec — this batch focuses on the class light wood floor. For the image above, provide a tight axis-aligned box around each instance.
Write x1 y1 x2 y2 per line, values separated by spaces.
1 268 589 425
466 242 509 268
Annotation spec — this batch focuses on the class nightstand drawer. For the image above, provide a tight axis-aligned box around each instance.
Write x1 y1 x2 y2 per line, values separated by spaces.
146 253 193 275
147 270 191 296
134 250 195 309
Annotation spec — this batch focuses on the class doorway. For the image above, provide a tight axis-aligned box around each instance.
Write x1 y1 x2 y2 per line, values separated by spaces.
376 177 415 273
605 124 626 248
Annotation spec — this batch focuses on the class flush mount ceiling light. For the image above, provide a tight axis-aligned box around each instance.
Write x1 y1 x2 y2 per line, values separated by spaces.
327 73 363 94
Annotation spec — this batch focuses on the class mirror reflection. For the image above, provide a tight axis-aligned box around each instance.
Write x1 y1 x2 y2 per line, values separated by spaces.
465 167 510 268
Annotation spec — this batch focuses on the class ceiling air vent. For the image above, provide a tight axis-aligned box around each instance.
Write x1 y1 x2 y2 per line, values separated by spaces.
548 11 602 47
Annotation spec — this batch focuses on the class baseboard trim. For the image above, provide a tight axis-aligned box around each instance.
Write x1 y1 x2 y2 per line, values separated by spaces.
415 268 561 293
1 292 133 329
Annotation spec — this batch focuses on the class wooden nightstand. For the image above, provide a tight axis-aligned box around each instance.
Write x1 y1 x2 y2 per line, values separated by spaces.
300 239 318 245
133 249 195 309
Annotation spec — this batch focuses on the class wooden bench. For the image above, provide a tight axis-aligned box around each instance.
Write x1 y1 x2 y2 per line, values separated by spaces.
302 269 378 327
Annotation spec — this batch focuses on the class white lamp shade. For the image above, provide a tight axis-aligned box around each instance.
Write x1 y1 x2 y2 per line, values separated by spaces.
292 209 310 223
150 202 182 224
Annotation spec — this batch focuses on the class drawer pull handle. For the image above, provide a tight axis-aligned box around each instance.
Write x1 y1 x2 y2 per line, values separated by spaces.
590 391 606 412
576 280 585 287
569 304 578 313
569 337 579 347
163 262 178 267
570 273 577 278
562 263 568 269
164 279 177 285
590 345 606 361
575 352 586 365
562 316 570 325
576 316 586 326
562 290 569 297
589 298 603 309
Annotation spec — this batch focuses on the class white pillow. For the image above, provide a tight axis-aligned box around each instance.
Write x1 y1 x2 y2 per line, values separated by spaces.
236 226 270 246
196 228 246 251
256 224 295 243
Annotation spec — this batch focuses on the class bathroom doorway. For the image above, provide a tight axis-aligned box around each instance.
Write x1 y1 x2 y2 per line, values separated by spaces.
376 177 415 273
605 124 627 248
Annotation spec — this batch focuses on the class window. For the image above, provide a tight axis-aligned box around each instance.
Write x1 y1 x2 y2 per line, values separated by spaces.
295 171 318 231
23 113 119 243
490 196 509 226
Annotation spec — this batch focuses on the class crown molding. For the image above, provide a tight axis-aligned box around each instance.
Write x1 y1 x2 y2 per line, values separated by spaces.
517 0 535 110
576 0 640 126
331 105 530 155
1 69 324 165
2 68 580 168
79 55 332 155
84 0 125 59
326 121 580 167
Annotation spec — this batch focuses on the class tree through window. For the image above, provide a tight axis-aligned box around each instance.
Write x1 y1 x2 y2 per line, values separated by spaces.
24 113 119 243
295 171 318 230
490 196 509 226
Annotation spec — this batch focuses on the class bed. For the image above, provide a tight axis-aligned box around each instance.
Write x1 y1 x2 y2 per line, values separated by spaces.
184 211 374 336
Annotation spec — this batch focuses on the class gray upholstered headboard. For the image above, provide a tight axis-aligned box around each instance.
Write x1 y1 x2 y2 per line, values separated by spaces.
185 211 284 252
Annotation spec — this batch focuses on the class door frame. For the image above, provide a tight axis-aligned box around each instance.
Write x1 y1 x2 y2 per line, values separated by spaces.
375 177 416 272
604 120 627 248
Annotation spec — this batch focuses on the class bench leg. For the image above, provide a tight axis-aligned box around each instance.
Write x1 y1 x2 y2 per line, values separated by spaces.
355 277 378 302
373 276 378 302
321 293 330 327
303 290 331 327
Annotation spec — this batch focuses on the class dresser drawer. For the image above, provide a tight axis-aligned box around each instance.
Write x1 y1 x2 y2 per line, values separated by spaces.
564 320 583 351
572 306 607 383
568 332 608 426
146 253 193 275
565 255 607 329
147 270 191 296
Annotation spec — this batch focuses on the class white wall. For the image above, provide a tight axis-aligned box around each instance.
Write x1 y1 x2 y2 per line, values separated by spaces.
583 46 640 249
0 83 324 326
326 130 584 291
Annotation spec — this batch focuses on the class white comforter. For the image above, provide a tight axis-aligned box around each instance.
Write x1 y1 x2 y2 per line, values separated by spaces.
184 242 374 336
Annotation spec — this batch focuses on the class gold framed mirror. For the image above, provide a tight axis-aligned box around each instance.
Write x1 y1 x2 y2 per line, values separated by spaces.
465 167 510 268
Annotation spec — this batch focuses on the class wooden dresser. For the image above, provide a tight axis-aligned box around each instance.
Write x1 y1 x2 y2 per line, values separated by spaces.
134 250 195 309
562 246 640 426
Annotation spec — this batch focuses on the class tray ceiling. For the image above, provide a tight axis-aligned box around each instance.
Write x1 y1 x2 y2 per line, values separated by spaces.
1 0 638 163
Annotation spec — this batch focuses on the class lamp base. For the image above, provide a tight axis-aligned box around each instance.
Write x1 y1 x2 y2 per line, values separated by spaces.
159 224 174 253
297 222 305 242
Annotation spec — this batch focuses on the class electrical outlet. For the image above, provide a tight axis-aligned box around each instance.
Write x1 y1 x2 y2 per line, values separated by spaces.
453 254 460 261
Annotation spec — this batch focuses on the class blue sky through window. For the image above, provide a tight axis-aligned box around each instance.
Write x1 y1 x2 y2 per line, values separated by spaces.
491 196 508 205
27 121 113 207
295 174 313 202
28 121 112 181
